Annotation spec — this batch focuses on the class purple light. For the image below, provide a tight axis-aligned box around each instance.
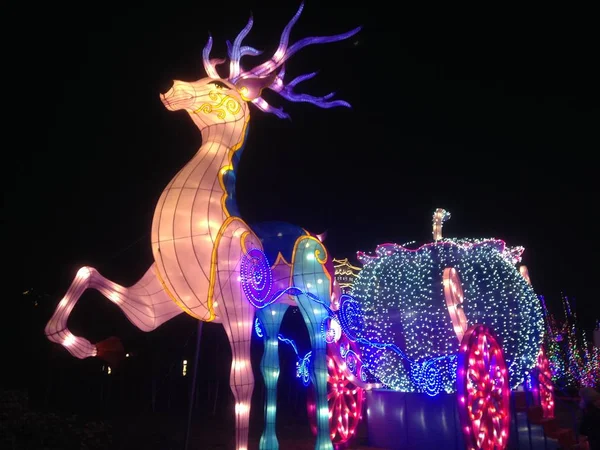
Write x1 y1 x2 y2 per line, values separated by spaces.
255 25 361 77
202 34 219 79
252 98 290 120
229 15 254 79
357 239 508 264
226 40 263 61
238 2 306 80
201 1 361 118
272 71 351 109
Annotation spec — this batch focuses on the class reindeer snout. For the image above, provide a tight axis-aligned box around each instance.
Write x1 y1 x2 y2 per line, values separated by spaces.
160 81 175 109
160 80 193 111
160 88 174 109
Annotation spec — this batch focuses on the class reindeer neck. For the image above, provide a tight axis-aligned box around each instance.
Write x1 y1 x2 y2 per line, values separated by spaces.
178 116 250 218
198 119 248 150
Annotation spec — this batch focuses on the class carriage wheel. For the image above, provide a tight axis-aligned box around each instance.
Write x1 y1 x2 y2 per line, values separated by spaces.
307 348 364 448
536 346 555 419
457 325 510 450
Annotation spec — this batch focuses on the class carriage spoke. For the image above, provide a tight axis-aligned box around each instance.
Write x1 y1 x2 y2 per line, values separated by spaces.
458 325 510 450
308 340 364 447
536 346 555 419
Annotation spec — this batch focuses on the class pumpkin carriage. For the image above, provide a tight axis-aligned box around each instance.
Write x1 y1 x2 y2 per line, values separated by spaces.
292 209 553 450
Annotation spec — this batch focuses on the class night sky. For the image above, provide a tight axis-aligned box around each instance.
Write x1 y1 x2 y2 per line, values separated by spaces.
4 0 599 356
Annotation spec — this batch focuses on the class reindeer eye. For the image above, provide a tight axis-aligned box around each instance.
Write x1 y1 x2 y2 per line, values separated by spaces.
210 81 229 90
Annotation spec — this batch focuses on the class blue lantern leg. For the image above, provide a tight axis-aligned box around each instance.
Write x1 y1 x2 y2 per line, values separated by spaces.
256 303 289 450
292 236 334 450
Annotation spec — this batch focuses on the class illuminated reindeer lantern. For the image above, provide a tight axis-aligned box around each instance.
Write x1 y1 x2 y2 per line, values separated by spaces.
45 3 360 450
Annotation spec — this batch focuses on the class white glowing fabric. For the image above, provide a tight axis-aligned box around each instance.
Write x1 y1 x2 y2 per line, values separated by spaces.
45 265 182 359
45 4 360 450
152 81 252 322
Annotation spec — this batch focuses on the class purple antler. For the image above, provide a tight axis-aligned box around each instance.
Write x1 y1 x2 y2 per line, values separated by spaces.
203 2 361 118
226 40 263 60
271 71 351 109
228 16 255 80
202 34 221 79
233 2 306 82
251 97 290 120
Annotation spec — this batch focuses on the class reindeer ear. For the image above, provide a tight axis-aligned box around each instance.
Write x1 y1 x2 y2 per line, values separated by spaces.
234 72 278 101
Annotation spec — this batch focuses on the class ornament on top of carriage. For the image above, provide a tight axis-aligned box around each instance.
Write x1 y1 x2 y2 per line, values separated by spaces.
433 208 451 241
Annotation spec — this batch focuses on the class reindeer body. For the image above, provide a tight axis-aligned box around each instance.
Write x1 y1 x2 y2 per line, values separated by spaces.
45 4 360 449
151 95 250 322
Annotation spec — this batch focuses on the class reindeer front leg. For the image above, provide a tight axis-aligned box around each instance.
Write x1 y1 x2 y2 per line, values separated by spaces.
214 218 264 450
292 236 334 450
256 302 289 450
45 264 182 360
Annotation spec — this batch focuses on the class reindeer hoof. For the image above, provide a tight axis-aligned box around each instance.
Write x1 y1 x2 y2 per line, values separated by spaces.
96 336 126 367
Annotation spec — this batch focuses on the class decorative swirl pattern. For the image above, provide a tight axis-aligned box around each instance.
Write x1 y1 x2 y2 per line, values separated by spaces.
195 103 217 117
360 368 368 382
196 91 241 119
240 248 273 308
314 248 327 264
296 352 312 386
410 362 423 387
225 97 241 115
346 351 357 373
422 361 443 396
254 317 264 338
337 294 365 341
410 358 444 397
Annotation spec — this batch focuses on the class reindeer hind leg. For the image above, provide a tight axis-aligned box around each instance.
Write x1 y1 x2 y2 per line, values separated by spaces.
45 264 182 360
256 302 289 450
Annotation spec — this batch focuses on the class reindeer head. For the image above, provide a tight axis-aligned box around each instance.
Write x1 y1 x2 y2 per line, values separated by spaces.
160 2 361 122
161 77 250 126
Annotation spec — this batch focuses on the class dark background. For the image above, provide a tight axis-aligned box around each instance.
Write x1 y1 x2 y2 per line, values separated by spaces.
2 0 598 442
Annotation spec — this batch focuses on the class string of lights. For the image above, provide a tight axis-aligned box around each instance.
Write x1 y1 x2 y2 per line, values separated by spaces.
351 238 544 392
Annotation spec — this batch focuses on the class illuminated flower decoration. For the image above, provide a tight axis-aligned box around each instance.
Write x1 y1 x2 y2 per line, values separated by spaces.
502 245 525 265
201 2 361 119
